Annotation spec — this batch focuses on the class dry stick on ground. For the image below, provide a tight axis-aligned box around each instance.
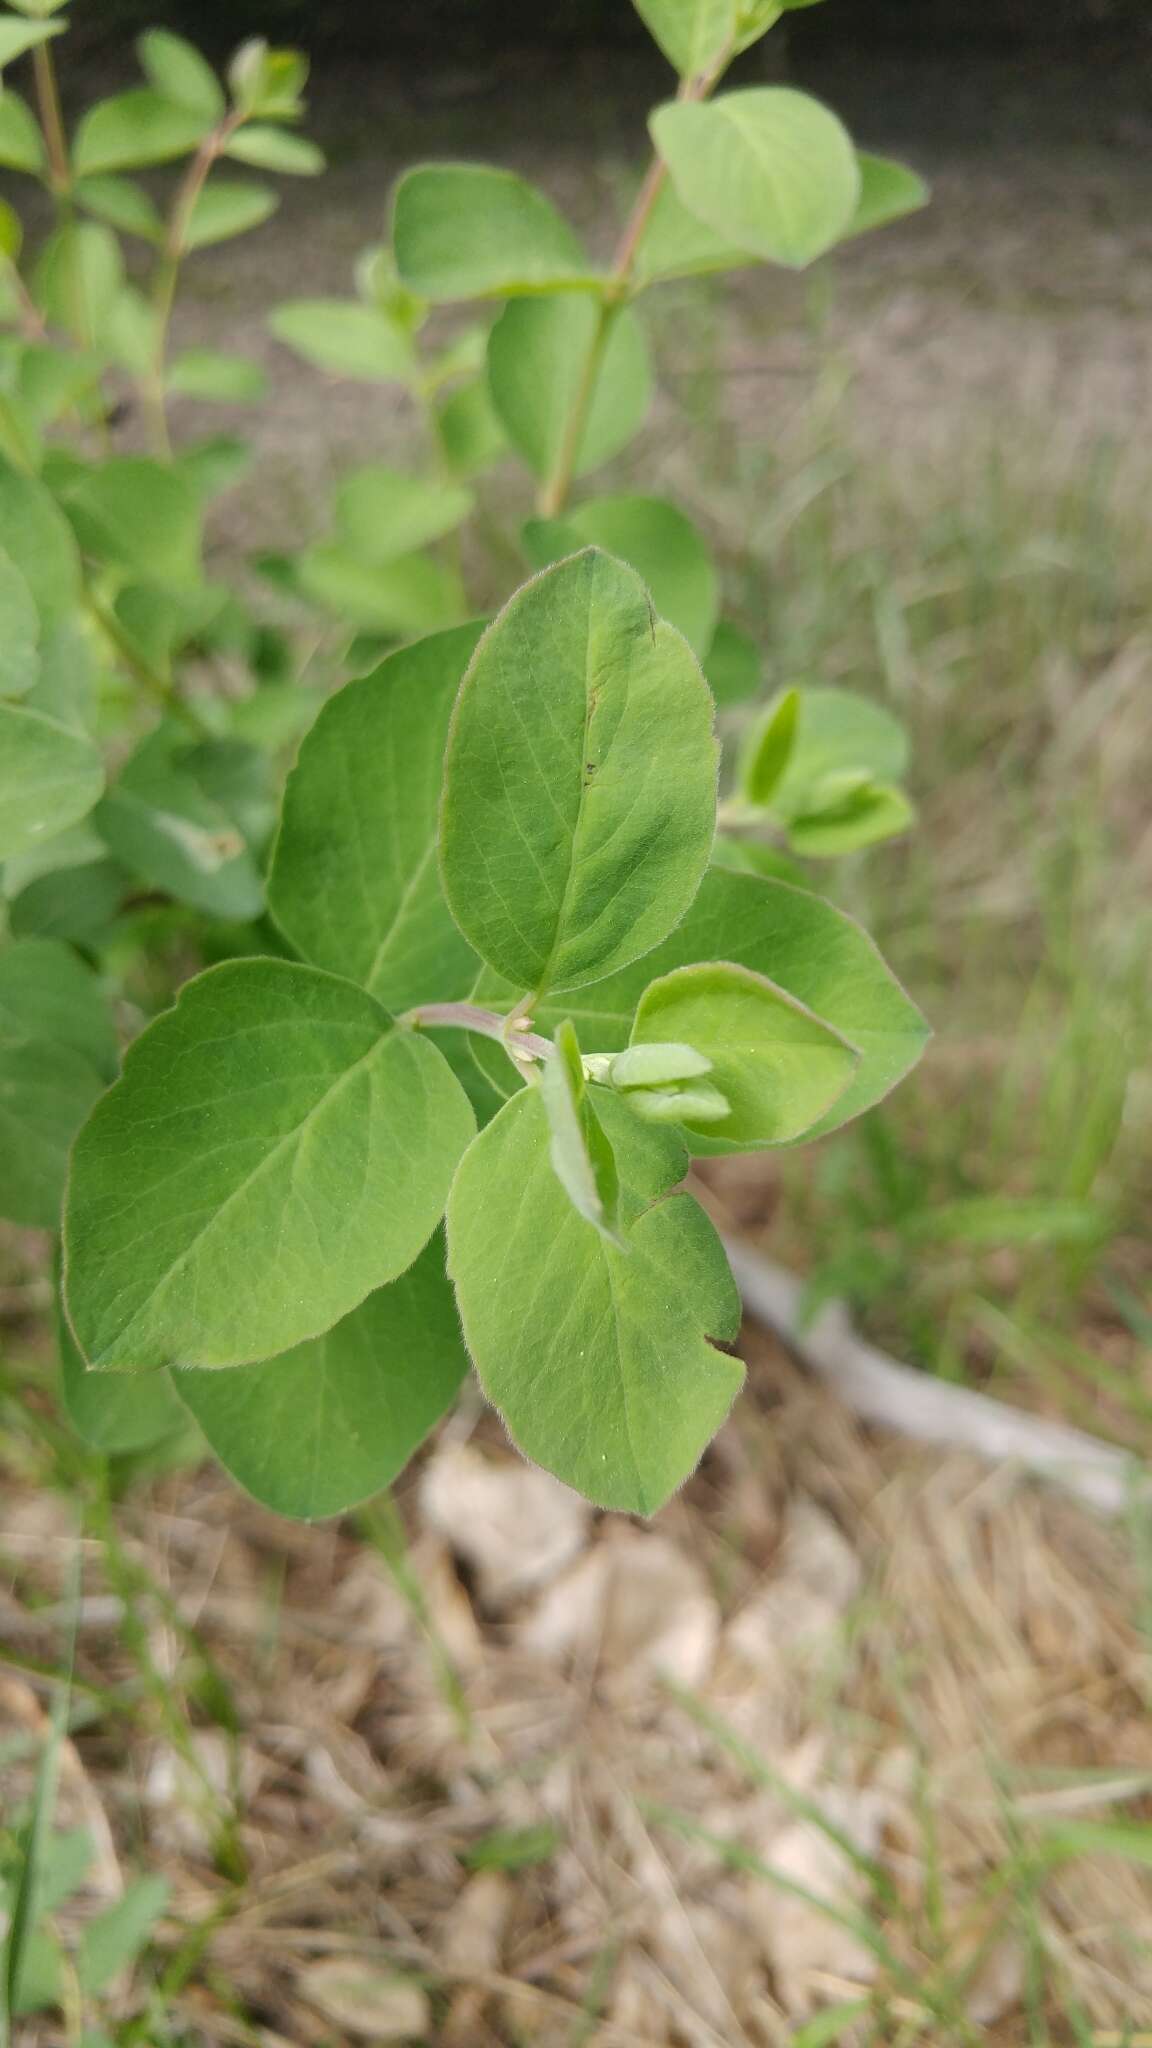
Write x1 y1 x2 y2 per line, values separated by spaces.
721 1234 1148 1518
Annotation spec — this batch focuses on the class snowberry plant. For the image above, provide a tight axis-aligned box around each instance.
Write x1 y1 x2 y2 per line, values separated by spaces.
2 0 930 1518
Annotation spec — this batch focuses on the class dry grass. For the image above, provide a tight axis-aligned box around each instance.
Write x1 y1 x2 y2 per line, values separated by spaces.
4 1314 1152 2044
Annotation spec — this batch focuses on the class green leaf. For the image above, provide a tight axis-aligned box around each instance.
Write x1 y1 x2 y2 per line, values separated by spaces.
625 1076 730 1124
540 1017 622 1243
447 1085 743 1513
175 431 251 500
0 15 63 65
295 542 462 636
224 124 324 175
786 778 914 856
269 624 482 1009
74 174 164 242
0 546 39 697
393 162 597 301
0 939 115 1228
0 701 103 860
848 152 929 238
0 459 83 634
33 222 124 349
710 835 809 886
63 959 476 1373
176 1233 469 1518
525 493 718 656
137 28 223 120
703 619 760 705
511 866 928 1140
268 297 415 382
741 684 799 804
438 379 506 479
0 89 45 174
633 177 757 286
73 90 215 176
733 0 825 49
610 1041 713 1089
23 620 94 731
8 858 126 944
77 1876 168 1992
228 39 307 119
630 959 856 1146
0 937 117 1079
767 686 909 818
650 87 861 268
183 177 277 250
94 725 266 921
62 1277 187 1453
632 0 736 79
62 457 202 586
103 284 158 375
333 464 473 565
487 296 650 482
440 549 718 996
167 349 266 401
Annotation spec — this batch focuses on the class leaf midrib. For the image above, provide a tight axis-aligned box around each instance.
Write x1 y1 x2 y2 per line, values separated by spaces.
78 1023 397 1368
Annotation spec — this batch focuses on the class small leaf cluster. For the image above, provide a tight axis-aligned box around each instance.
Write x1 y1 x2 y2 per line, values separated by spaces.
59 544 929 1517
0 0 930 1520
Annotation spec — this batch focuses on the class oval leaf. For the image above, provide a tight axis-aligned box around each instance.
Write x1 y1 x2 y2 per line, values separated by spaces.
224 124 324 175
0 939 116 1228
520 866 929 1139
0 16 64 66
447 1086 743 1513
393 162 596 301
0 89 45 174
650 87 861 268
137 28 224 119
849 152 929 238
58 1290 183 1454
630 959 857 1146
62 456 202 586
269 624 483 1008
176 1233 468 1518
440 548 718 996
525 493 718 656
0 700 104 860
487 296 650 482
0 547 39 697
268 297 415 383
0 454 81 624
73 90 215 176
94 726 266 921
64 959 476 1373
768 685 909 819
632 0 736 78
333 464 473 565
183 178 277 250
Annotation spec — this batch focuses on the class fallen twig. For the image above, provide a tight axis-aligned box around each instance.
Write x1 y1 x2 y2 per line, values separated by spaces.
723 1237 1148 1518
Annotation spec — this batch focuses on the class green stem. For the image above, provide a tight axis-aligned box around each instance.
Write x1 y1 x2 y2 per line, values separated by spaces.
536 49 732 520
537 298 620 521
84 590 210 733
146 111 244 457
401 999 553 1067
32 40 70 202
